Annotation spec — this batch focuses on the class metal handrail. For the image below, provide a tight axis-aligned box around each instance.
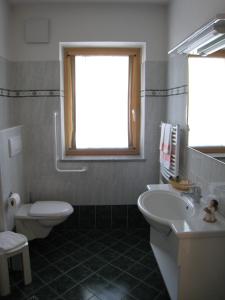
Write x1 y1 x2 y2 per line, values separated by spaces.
53 112 87 173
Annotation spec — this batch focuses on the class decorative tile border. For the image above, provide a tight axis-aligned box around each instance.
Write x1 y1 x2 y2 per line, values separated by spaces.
0 88 64 98
167 85 188 96
141 85 188 98
141 89 168 97
0 85 187 99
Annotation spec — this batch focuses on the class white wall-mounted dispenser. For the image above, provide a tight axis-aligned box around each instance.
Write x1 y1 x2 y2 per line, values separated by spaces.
8 135 22 157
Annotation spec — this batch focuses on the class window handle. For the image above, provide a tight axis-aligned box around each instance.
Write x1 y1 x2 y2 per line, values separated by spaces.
132 109 136 122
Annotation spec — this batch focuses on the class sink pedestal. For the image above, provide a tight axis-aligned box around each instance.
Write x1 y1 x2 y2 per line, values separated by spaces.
150 227 225 300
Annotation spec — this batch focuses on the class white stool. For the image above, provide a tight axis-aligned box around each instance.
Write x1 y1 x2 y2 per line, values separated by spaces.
0 231 32 296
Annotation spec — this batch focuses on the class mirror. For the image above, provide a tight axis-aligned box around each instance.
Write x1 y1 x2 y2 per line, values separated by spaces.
188 50 225 164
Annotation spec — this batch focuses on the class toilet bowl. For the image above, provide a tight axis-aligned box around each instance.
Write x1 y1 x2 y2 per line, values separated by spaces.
15 201 74 240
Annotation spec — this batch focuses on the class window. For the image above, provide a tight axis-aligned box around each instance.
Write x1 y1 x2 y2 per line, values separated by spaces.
63 47 141 156
188 51 225 153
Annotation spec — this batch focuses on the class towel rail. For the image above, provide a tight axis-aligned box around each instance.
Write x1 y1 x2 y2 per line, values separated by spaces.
160 122 180 181
53 112 87 173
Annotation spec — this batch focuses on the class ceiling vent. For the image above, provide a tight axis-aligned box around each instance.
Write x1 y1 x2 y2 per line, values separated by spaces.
168 14 225 56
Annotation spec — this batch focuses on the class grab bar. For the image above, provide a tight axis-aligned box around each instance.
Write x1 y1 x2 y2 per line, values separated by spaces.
53 112 87 173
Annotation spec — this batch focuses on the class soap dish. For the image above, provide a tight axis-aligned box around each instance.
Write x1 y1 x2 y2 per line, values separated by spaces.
169 180 193 191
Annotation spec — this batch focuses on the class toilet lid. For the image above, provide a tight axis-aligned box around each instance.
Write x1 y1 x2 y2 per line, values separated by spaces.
29 201 73 217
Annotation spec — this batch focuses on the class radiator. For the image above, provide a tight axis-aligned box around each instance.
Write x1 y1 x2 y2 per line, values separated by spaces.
160 123 180 182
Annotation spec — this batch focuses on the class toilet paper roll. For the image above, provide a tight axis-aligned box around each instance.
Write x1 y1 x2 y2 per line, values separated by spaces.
8 193 21 210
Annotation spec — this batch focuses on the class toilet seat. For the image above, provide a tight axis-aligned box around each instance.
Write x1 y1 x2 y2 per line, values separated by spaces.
29 201 73 218
16 201 73 220
15 201 74 240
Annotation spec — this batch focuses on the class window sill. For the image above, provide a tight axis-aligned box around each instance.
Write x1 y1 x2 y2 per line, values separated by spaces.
59 154 146 162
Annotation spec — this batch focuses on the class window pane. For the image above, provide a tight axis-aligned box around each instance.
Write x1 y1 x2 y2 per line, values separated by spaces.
75 56 129 149
188 57 225 146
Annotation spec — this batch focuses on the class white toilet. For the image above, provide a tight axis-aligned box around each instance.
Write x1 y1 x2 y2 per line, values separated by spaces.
15 201 74 240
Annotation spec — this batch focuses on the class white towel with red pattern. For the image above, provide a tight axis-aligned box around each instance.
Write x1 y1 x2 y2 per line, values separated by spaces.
159 123 172 169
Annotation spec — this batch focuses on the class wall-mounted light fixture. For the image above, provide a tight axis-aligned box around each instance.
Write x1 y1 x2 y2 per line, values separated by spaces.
169 14 225 56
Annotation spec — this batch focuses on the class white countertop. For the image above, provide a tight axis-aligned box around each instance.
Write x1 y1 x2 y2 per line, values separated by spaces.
146 184 225 238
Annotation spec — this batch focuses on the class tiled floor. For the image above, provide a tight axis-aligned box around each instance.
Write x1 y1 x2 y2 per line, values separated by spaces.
4 228 170 300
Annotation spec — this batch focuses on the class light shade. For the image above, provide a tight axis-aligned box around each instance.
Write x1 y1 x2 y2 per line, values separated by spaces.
168 14 225 56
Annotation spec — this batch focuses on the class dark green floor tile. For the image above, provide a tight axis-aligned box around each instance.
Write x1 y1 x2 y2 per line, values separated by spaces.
134 228 150 240
82 274 108 295
98 235 118 247
55 255 79 272
144 270 166 290
139 254 157 270
124 247 145 261
86 229 107 240
110 241 129 253
97 264 121 281
84 255 106 271
37 265 62 284
19 228 168 300
45 248 66 263
135 240 151 253
28 285 58 300
62 284 94 300
113 272 140 294
111 255 135 271
76 237 94 247
155 291 171 300
127 262 151 281
110 229 126 240
9 270 24 286
17 274 44 297
97 283 127 300
60 241 77 255
88 296 101 300
131 282 159 300
121 234 140 246
30 254 50 272
50 274 76 295
121 295 136 300
72 248 93 262
2 286 25 300
98 248 119 262
67 264 93 283
30 240 54 255
88 242 108 254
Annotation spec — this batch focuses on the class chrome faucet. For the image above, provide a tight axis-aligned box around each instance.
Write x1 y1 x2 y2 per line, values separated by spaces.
182 185 202 203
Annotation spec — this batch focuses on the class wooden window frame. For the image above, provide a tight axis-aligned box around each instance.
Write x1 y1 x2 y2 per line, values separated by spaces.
63 47 141 156
193 146 225 154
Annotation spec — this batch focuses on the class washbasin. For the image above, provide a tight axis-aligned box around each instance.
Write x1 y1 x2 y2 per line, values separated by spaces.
138 190 194 228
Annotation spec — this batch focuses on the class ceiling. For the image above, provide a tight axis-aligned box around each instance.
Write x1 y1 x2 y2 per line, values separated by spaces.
9 0 168 4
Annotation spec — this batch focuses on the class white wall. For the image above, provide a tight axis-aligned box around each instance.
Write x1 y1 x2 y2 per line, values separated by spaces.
6 3 168 206
10 3 168 61
167 0 225 215
0 0 10 59
168 0 225 50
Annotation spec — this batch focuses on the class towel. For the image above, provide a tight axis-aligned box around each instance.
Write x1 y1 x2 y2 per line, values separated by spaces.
163 124 172 154
0 231 27 254
159 123 166 151
159 123 172 169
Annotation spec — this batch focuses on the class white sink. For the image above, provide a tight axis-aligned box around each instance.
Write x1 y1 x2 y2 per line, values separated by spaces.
138 185 225 237
139 185 225 300
138 189 194 233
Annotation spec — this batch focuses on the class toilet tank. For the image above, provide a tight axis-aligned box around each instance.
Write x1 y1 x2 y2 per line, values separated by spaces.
0 126 26 231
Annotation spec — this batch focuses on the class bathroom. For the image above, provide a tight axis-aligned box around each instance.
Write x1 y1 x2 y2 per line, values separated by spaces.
0 0 225 299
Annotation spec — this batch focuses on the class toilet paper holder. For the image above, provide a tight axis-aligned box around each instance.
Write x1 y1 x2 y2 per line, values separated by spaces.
8 192 14 207
8 192 20 208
